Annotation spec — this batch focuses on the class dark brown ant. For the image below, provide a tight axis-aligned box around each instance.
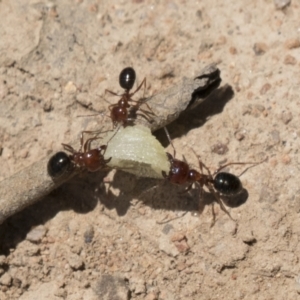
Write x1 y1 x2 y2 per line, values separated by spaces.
161 127 265 223
105 67 155 127
62 129 112 172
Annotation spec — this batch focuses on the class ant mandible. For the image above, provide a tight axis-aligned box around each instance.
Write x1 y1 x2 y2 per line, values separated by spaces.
105 67 155 127
62 129 112 172
161 127 265 223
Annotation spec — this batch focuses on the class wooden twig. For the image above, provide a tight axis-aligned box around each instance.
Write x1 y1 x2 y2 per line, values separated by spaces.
0 64 221 225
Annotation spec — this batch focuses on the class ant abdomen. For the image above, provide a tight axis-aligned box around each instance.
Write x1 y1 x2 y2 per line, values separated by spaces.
119 67 136 90
213 172 242 195
48 151 73 178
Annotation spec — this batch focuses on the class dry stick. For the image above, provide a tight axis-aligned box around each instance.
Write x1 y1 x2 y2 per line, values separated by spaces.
0 64 221 225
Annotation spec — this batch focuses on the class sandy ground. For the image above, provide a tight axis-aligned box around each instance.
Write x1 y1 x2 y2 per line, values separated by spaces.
0 0 300 299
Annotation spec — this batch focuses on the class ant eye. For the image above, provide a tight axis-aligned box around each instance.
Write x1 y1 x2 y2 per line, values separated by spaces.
213 172 242 195
48 151 72 178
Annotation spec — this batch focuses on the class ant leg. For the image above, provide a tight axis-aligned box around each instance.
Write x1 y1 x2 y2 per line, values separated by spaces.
80 129 102 152
130 99 156 116
131 77 146 96
106 124 121 144
191 149 211 175
213 157 267 177
62 143 76 154
163 126 176 158
207 183 235 222
105 89 122 97
156 211 189 225
108 103 117 110
135 111 154 124
139 106 156 116
129 96 156 117
83 137 98 152
81 128 115 152
138 108 156 120
179 183 193 195
210 203 216 228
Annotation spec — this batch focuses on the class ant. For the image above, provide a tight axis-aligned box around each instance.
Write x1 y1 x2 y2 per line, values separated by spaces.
105 67 155 127
62 129 112 172
161 127 265 223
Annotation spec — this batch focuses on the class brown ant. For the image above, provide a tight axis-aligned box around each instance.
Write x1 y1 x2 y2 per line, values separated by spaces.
105 67 155 127
161 127 265 223
62 129 112 172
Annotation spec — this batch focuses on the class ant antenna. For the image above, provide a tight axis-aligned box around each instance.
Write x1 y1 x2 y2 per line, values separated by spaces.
163 126 176 158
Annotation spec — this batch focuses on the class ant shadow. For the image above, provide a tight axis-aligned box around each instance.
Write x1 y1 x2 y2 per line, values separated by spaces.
99 169 249 217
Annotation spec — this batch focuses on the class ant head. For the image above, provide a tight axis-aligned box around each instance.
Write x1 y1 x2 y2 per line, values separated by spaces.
213 172 242 195
168 159 190 185
119 67 136 90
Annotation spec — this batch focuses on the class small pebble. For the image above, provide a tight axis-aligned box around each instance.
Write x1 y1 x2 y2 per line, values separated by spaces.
64 81 77 93
19 149 28 159
253 43 268 55
255 104 265 112
281 154 291 164
280 111 293 124
26 225 47 243
43 101 52 112
0 273 12 286
145 292 159 300
211 141 229 155
131 278 146 295
176 262 187 272
67 253 84 270
171 233 190 253
84 225 94 244
229 47 237 55
294 275 300 294
284 38 300 49
215 36 227 46
270 130 280 143
274 0 291 9
234 131 245 141
260 83 271 95
94 274 129 299
284 55 297 65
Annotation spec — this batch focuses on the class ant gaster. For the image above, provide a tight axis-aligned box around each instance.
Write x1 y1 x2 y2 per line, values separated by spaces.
161 127 264 222
48 151 73 179
105 67 155 127
62 129 112 172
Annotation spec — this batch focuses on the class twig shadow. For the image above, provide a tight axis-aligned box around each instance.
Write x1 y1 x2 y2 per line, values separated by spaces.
0 171 108 255
154 84 234 145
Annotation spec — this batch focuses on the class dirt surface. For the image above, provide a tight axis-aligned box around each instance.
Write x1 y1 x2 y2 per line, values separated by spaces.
0 0 300 299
